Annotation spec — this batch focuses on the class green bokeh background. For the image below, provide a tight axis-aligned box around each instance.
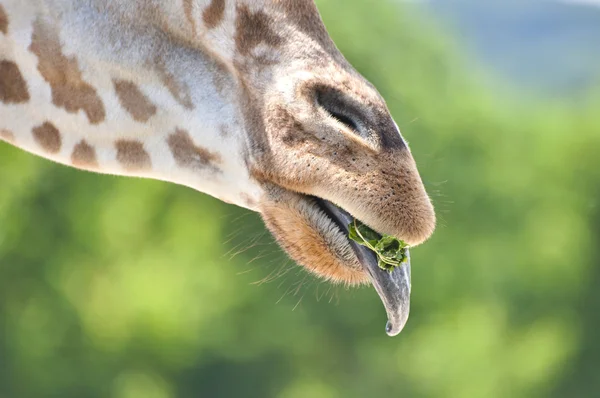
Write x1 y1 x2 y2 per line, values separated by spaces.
1 1 599 397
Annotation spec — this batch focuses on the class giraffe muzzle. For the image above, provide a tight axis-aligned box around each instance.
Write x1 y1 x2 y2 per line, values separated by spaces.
316 199 411 336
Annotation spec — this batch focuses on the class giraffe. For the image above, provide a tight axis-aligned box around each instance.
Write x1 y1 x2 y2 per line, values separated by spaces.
0 0 435 336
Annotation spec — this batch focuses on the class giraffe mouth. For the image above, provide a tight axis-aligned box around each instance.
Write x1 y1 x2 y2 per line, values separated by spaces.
310 197 411 337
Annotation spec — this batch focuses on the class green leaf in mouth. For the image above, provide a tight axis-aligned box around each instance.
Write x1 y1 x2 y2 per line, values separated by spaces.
348 219 409 272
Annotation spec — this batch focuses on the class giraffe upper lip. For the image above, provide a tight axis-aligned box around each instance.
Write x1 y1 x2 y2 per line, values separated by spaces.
314 198 412 336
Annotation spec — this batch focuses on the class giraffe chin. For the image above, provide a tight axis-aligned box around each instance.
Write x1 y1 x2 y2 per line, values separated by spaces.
258 185 412 336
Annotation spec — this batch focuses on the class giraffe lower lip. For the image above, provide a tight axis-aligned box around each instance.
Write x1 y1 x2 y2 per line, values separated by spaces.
314 198 412 336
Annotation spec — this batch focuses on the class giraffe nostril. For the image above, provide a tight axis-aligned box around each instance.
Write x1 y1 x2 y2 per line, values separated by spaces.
323 106 359 132
313 85 370 140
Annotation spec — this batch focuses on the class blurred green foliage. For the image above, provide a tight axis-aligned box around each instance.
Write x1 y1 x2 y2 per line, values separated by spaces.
1 1 599 397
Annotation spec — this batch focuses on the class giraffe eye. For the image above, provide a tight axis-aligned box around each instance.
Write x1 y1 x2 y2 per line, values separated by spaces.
315 86 363 135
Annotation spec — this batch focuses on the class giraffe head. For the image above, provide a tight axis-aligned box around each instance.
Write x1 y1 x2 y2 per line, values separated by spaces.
224 2 436 335
0 0 435 335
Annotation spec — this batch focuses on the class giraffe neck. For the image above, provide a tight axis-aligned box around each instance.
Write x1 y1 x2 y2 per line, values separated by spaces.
0 0 271 209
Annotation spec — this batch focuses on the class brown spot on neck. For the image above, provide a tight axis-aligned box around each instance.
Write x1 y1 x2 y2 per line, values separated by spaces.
183 0 197 36
0 129 15 143
235 5 283 56
115 140 151 172
113 79 157 123
167 128 221 172
0 4 8 35
203 0 225 29
32 122 61 153
72 140 98 169
0 61 30 104
29 18 106 124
